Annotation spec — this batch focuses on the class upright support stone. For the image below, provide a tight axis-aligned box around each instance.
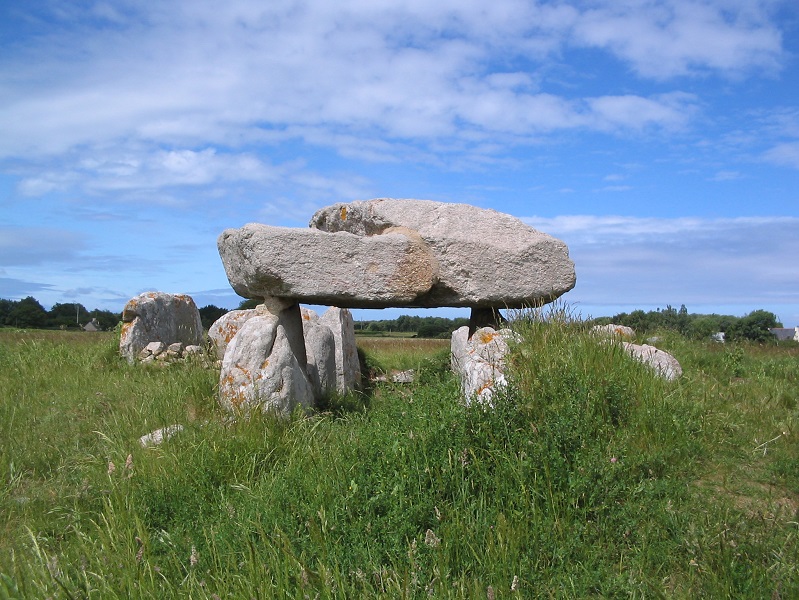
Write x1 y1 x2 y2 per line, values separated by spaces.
450 326 516 405
209 308 260 359
319 307 362 394
468 307 507 335
218 296 314 415
267 297 308 370
301 308 337 400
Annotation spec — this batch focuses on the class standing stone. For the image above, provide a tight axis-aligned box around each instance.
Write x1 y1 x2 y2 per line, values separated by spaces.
218 298 314 415
451 326 517 405
301 308 337 399
209 308 260 359
120 292 203 364
318 307 361 394
451 326 470 374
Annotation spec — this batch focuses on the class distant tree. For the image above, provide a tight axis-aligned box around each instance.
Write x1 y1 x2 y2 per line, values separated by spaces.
0 299 15 326
688 316 723 340
237 298 261 310
726 310 782 343
396 315 421 332
417 322 447 338
9 296 48 328
417 316 468 338
199 304 228 329
48 302 88 329
676 304 690 335
88 309 121 331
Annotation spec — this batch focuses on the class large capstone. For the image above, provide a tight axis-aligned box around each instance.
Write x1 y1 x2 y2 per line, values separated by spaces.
218 224 436 308
309 198 576 308
218 199 575 309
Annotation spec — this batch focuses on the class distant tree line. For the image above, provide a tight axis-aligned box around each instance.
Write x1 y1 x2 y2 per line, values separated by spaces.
354 314 470 338
201 299 470 338
0 296 121 331
4 295 784 343
589 304 784 343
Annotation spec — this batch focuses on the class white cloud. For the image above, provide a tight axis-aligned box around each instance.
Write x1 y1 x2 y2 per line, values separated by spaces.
598 185 633 192
0 0 781 170
524 215 799 307
0 228 87 266
13 146 374 207
763 142 799 169
572 0 783 79
710 170 743 181
586 92 696 131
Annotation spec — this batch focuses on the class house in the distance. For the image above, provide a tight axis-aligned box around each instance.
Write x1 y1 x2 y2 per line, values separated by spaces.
769 327 799 342
83 318 102 332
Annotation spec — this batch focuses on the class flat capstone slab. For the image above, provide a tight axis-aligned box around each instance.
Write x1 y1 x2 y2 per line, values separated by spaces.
218 198 576 309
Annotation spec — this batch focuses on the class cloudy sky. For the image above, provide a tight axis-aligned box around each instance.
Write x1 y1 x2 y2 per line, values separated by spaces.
2 0 798 325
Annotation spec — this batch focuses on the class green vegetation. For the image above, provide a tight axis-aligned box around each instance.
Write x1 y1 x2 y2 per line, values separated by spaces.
0 297 120 331
355 315 470 338
1 308 797 598
591 304 784 342
198 305 228 330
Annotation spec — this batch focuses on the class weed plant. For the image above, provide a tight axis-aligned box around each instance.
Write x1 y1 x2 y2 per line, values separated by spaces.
1 312 797 598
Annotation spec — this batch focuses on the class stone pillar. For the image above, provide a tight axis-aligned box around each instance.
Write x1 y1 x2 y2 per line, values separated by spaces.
468 307 507 336
319 307 362 394
263 296 308 368
217 296 315 416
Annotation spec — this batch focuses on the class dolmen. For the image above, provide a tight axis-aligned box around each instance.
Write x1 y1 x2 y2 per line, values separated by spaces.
217 198 576 411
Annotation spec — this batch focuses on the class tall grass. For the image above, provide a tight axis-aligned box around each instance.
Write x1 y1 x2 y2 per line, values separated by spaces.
1 313 797 598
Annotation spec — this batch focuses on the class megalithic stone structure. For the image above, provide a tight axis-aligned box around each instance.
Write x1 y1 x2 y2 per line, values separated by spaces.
216 198 576 413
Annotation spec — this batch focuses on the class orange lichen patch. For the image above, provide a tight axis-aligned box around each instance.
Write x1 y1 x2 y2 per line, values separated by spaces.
260 359 270 370
120 322 133 338
475 330 497 345
302 312 311 320
340 206 348 221
122 299 139 321
229 390 246 408
475 379 494 396
219 322 239 343
220 371 251 408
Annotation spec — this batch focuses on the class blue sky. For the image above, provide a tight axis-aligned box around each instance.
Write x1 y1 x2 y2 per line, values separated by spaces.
2 0 798 325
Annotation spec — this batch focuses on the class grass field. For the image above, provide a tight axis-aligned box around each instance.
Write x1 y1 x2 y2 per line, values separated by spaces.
1 312 797 598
